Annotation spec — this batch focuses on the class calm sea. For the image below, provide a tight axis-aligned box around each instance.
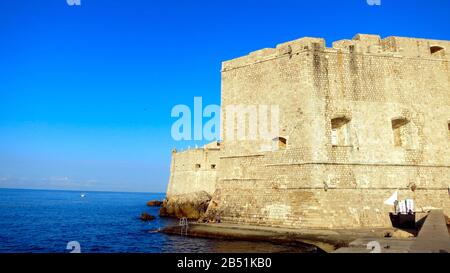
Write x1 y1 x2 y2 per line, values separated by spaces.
0 188 311 253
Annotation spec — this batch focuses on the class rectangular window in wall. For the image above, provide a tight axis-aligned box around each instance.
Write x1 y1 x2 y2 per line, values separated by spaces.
331 117 350 146
272 137 287 151
447 121 450 139
391 118 410 147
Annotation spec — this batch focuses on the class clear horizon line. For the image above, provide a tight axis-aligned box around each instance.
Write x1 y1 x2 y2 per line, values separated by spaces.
0 186 165 195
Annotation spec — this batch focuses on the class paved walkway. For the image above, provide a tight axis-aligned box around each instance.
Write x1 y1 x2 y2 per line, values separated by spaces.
162 212 450 253
409 210 450 253
334 210 449 253
161 222 395 253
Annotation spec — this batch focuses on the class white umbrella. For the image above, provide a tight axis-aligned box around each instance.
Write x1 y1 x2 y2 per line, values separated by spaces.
384 190 398 206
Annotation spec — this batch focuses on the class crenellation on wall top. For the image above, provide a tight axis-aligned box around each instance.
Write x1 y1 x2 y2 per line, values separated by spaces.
276 37 326 52
222 34 449 71
172 141 220 155
353 34 382 44
222 37 325 71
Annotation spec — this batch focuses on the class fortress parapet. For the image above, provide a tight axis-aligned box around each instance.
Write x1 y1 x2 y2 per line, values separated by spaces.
222 34 449 71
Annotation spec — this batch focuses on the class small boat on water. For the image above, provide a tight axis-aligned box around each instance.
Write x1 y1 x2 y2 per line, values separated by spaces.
80 193 86 198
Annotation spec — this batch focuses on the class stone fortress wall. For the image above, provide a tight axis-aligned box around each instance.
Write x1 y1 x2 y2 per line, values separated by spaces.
167 34 450 229
166 141 220 197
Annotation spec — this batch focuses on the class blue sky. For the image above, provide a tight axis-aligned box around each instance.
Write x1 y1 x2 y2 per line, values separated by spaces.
0 0 449 193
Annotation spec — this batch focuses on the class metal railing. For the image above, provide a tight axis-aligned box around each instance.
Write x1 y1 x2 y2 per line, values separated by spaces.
179 217 188 236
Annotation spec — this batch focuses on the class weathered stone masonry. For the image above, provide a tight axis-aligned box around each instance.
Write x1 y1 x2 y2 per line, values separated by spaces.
167 34 450 229
166 141 220 197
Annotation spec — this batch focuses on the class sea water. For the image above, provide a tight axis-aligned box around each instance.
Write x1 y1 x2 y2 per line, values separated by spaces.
0 188 312 253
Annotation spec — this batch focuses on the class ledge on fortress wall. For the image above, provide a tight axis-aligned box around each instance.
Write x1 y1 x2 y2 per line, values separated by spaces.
172 141 220 154
222 33 450 71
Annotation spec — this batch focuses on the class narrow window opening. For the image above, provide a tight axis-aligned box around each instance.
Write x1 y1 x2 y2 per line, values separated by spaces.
211 164 216 170
272 137 287 150
447 120 450 137
391 118 410 147
195 164 201 170
349 45 355 53
331 117 351 146
430 46 445 56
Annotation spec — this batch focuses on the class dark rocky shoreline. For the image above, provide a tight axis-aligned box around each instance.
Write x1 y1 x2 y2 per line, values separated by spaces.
159 191 211 220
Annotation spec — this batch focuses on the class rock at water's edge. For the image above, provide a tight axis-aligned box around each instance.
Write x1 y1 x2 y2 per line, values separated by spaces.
147 200 163 207
159 191 211 220
140 212 156 221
